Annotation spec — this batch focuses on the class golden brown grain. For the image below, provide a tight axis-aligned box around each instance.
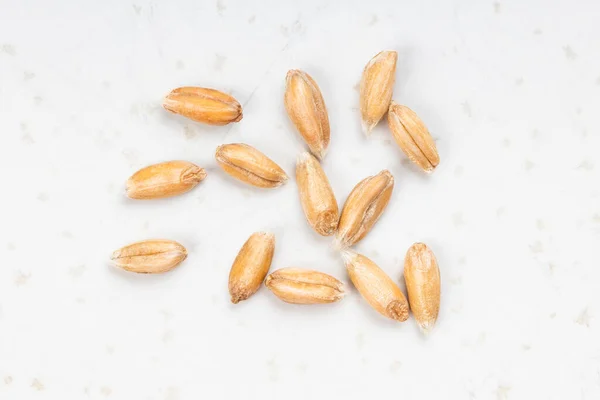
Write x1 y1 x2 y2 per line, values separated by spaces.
342 250 408 321
336 170 394 248
163 87 242 125
388 102 439 172
126 161 206 199
296 152 339 236
284 70 330 159
229 232 275 304
215 143 288 188
360 50 397 135
265 268 345 304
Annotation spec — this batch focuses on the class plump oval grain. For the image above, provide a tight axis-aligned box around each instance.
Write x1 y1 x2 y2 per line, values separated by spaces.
404 243 440 334
215 143 288 188
342 251 408 321
296 152 339 236
163 87 242 125
388 101 439 172
360 50 397 135
126 160 206 199
336 170 394 248
265 268 345 304
111 239 187 273
229 232 275 304
284 70 330 159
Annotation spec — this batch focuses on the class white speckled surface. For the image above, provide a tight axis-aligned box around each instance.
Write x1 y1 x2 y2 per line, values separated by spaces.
1 1 599 399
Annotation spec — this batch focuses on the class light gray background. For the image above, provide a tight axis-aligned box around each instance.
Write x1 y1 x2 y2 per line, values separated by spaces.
1 1 599 399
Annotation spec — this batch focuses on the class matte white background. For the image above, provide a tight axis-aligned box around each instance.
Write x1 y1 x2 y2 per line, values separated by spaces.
1 0 599 399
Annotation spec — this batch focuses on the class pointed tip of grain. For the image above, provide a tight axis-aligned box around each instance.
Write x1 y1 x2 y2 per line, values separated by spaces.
233 110 243 123
125 179 134 198
162 95 177 112
379 169 394 186
313 147 327 160
297 151 312 164
332 235 349 252
256 232 275 247
264 275 274 290
340 248 357 264
286 69 300 81
424 164 437 173
367 50 397 68
214 145 227 164
331 237 342 251
383 50 399 63
257 231 275 240
179 246 188 258
109 250 120 262
410 242 428 252
380 169 393 178
419 321 435 336
361 120 374 136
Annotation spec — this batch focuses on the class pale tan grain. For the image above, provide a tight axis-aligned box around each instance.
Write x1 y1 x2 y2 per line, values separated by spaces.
111 239 187 273
388 102 439 172
360 50 397 135
404 242 440 334
284 70 330 159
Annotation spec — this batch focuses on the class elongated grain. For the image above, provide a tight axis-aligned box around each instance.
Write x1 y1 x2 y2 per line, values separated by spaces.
111 239 187 273
360 50 397 135
215 143 288 188
404 243 440 334
336 170 394 247
284 70 330 159
265 268 345 304
296 152 339 236
163 87 242 125
126 161 206 199
343 251 408 321
388 102 439 172
229 232 275 304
